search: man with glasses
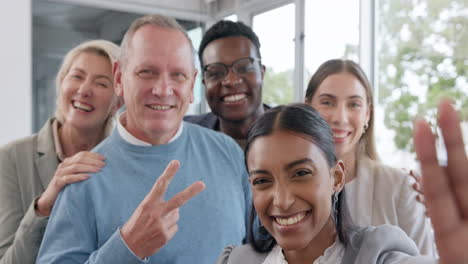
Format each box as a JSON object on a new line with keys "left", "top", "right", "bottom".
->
{"left": 185, "top": 20, "right": 269, "bottom": 149}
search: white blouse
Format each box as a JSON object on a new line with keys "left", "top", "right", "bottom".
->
{"left": 262, "top": 240, "right": 344, "bottom": 264}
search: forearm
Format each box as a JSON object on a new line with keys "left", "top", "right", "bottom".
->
{"left": 0, "top": 199, "right": 48, "bottom": 264}
{"left": 37, "top": 229, "right": 147, "bottom": 264}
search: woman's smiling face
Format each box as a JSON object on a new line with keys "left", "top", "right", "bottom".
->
{"left": 247, "top": 129, "right": 344, "bottom": 251}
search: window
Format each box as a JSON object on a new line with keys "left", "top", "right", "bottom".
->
{"left": 304, "top": 0, "right": 360, "bottom": 85}
{"left": 186, "top": 26, "right": 204, "bottom": 115}
{"left": 224, "top": 14, "right": 238, "bottom": 21}
{"left": 376, "top": 0, "right": 468, "bottom": 167}
{"left": 253, "top": 4, "right": 295, "bottom": 106}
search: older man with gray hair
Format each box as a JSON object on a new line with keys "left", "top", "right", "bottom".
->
{"left": 37, "top": 14, "right": 250, "bottom": 264}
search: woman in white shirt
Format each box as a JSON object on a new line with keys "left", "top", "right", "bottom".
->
{"left": 304, "top": 59, "right": 435, "bottom": 256}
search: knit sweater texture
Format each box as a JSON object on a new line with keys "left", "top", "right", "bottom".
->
{"left": 37, "top": 122, "right": 251, "bottom": 264}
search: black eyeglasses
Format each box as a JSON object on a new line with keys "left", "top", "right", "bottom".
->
{"left": 203, "top": 57, "right": 261, "bottom": 82}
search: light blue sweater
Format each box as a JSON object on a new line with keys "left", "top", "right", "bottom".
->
{"left": 37, "top": 122, "right": 251, "bottom": 264}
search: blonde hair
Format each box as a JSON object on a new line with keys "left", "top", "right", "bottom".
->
{"left": 54, "top": 39, "right": 121, "bottom": 134}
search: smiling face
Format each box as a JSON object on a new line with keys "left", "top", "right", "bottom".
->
{"left": 202, "top": 36, "right": 264, "bottom": 124}
{"left": 308, "top": 72, "right": 370, "bottom": 160}
{"left": 247, "top": 130, "right": 344, "bottom": 251}
{"left": 58, "top": 51, "right": 115, "bottom": 131}
{"left": 115, "top": 25, "right": 197, "bottom": 144}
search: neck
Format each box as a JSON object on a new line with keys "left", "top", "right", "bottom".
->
{"left": 283, "top": 216, "right": 337, "bottom": 264}
{"left": 121, "top": 113, "right": 178, "bottom": 145}
{"left": 341, "top": 150, "right": 358, "bottom": 183}
{"left": 219, "top": 106, "right": 264, "bottom": 139}
{"left": 59, "top": 122, "right": 105, "bottom": 158}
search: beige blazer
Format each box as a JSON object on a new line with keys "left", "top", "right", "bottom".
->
{"left": 0, "top": 118, "right": 58, "bottom": 264}
{"left": 345, "top": 157, "right": 436, "bottom": 256}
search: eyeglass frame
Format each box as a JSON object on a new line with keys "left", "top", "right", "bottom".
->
{"left": 202, "top": 57, "right": 262, "bottom": 83}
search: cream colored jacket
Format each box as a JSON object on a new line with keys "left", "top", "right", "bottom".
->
{"left": 0, "top": 119, "right": 57, "bottom": 264}
{"left": 345, "top": 157, "right": 436, "bottom": 256}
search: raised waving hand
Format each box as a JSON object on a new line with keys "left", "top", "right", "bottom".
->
{"left": 414, "top": 99, "right": 468, "bottom": 264}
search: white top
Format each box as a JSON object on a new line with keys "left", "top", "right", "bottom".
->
{"left": 345, "top": 157, "right": 436, "bottom": 256}
{"left": 116, "top": 111, "right": 183, "bottom": 146}
{"left": 263, "top": 240, "right": 344, "bottom": 264}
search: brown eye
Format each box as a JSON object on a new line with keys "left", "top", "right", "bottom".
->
{"left": 293, "top": 169, "right": 311, "bottom": 178}
{"left": 252, "top": 178, "right": 270, "bottom": 185}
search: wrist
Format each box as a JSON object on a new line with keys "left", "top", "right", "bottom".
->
{"left": 35, "top": 195, "right": 51, "bottom": 217}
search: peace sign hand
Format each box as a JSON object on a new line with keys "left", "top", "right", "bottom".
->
{"left": 120, "top": 160, "right": 205, "bottom": 259}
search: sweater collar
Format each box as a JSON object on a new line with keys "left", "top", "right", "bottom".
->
{"left": 116, "top": 111, "right": 183, "bottom": 146}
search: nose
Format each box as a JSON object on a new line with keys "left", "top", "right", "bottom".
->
{"left": 152, "top": 74, "right": 174, "bottom": 97}
{"left": 221, "top": 67, "right": 243, "bottom": 86}
{"left": 330, "top": 103, "right": 348, "bottom": 125}
{"left": 272, "top": 184, "right": 295, "bottom": 211}
{"left": 77, "top": 80, "right": 93, "bottom": 97}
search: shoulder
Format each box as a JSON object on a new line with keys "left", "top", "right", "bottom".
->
{"left": 360, "top": 158, "right": 409, "bottom": 185}
{"left": 0, "top": 119, "right": 54, "bottom": 158}
{"left": 216, "top": 244, "right": 267, "bottom": 264}
{"left": 184, "top": 122, "right": 239, "bottom": 149}
{"left": 349, "top": 225, "right": 419, "bottom": 254}
{"left": 184, "top": 112, "right": 219, "bottom": 129}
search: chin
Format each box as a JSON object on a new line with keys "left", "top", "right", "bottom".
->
{"left": 277, "top": 238, "right": 309, "bottom": 251}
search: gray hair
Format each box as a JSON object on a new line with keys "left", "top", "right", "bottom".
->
{"left": 120, "top": 14, "right": 198, "bottom": 69}
{"left": 54, "top": 39, "right": 121, "bottom": 134}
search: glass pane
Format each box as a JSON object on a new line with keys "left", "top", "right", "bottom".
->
{"left": 186, "top": 26, "right": 204, "bottom": 115}
{"left": 304, "top": 0, "right": 360, "bottom": 86}
{"left": 377, "top": 0, "right": 468, "bottom": 168}
{"left": 253, "top": 3, "right": 295, "bottom": 106}
{"left": 224, "top": 14, "right": 237, "bottom": 22}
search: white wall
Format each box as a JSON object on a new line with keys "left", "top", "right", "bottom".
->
{"left": 0, "top": 0, "right": 32, "bottom": 145}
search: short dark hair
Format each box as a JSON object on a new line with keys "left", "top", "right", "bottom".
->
{"left": 245, "top": 103, "right": 354, "bottom": 252}
{"left": 198, "top": 20, "right": 262, "bottom": 68}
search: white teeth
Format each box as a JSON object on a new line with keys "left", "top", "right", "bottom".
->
{"left": 148, "top": 104, "right": 171, "bottom": 110}
{"left": 223, "top": 94, "right": 246, "bottom": 102}
{"left": 333, "top": 132, "right": 347, "bottom": 139}
{"left": 275, "top": 212, "right": 306, "bottom": 226}
{"left": 73, "top": 101, "right": 93, "bottom": 112}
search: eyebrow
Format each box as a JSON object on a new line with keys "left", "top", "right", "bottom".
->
{"left": 284, "top": 158, "right": 314, "bottom": 170}
{"left": 248, "top": 169, "right": 269, "bottom": 177}
{"left": 248, "top": 158, "right": 315, "bottom": 177}
{"left": 318, "top": 93, "right": 364, "bottom": 100}
{"left": 71, "top": 67, "right": 112, "bottom": 81}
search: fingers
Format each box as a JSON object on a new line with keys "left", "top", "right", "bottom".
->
{"left": 146, "top": 160, "right": 180, "bottom": 202}
{"left": 164, "top": 181, "right": 206, "bottom": 213}
{"left": 414, "top": 116, "right": 459, "bottom": 234}
{"left": 437, "top": 100, "right": 468, "bottom": 215}
{"left": 409, "top": 169, "right": 421, "bottom": 183}
{"left": 61, "top": 152, "right": 106, "bottom": 167}
{"left": 57, "top": 163, "right": 102, "bottom": 176}
{"left": 60, "top": 174, "right": 90, "bottom": 186}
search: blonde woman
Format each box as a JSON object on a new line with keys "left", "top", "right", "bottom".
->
{"left": 0, "top": 40, "right": 120, "bottom": 264}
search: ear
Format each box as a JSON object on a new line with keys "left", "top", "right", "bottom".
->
{"left": 260, "top": 64, "right": 266, "bottom": 80}
{"left": 114, "top": 61, "right": 124, "bottom": 97}
{"left": 189, "top": 69, "right": 198, "bottom": 103}
{"left": 365, "top": 102, "right": 372, "bottom": 126}
{"left": 331, "top": 160, "right": 346, "bottom": 193}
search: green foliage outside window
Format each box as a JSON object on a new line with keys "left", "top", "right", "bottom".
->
{"left": 379, "top": 0, "right": 468, "bottom": 152}
{"left": 262, "top": 67, "right": 294, "bottom": 106}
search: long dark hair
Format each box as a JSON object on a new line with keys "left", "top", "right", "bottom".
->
{"left": 245, "top": 103, "right": 354, "bottom": 252}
